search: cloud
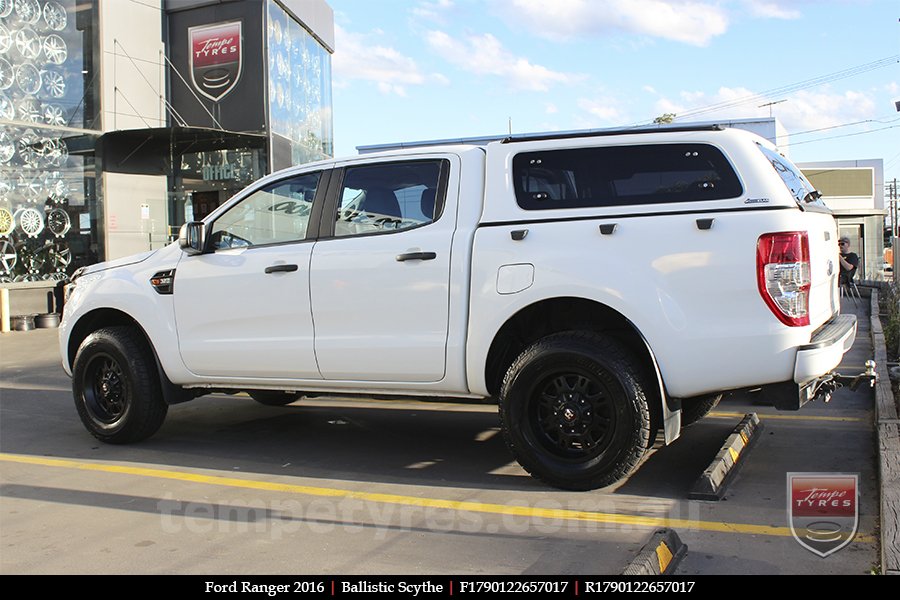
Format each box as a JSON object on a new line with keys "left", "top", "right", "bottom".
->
{"left": 577, "top": 97, "right": 625, "bottom": 123}
{"left": 412, "top": 0, "right": 455, "bottom": 24}
{"left": 492, "top": 0, "right": 729, "bottom": 46}
{"left": 546, "top": 103, "right": 559, "bottom": 114}
{"left": 426, "top": 30, "right": 582, "bottom": 92}
{"left": 653, "top": 86, "right": 878, "bottom": 132}
{"left": 742, "top": 0, "right": 801, "bottom": 19}
{"left": 332, "top": 25, "right": 428, "bottom": 95}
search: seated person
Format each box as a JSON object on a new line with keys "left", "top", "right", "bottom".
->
{"left": 838, "top": 237, "right": 858, "bottom": 285}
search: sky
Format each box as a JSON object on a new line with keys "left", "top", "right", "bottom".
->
{"left": 327, "top": 0, "right": 900, "bottom": 186}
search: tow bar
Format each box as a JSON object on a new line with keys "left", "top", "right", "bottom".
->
{"left": 812, "top": 360, "right": 878, "bottom": 403}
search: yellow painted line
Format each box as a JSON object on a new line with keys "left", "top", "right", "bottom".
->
{"left": 0, "top": 453, "right": 875, "bottom": 543}
{"left": 710, "top": 411, "right": 864, "bottom": 423}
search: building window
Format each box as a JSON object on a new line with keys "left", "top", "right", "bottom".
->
{"left": 266, "top": 0, "right": 333, "bottom": 166}
{"left": 1, "top": 0, "right": 102, "bottom": 282}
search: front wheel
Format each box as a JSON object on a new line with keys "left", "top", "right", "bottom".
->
{"left": 72, "top": 326, "right": 168, "bottom": 444}
{"left": 499, "top": 332, "right": 653, "bottom": 491}
{"left": 249, "top": 391, "right": 303, "bottom": 406}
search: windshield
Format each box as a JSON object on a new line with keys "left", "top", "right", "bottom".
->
{"left": 756, "top": 143, "right": 826, "bottom": 208}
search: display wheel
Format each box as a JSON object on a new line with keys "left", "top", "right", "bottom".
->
{"left": 0, "top": 90, "right": 13, "bottom": 119}
{"left": 47, "top": 207, "right": 69, "bottom": 237}
{"left": 0, "top": 206, "right": 13, "bottom": 236}
{"left": 43, "top": 69, "right": 65, "bottom": 97}
{"left": 17, "top": 173, "right": 42, "bottom": 201}
{"left": 42, "top": 34, "right": 67, "bottom": 65}
{"left": 15, "top": 62, "right": 41, "bottom": 94}
{"left": 43, "top": 1, "right": 67, "bottom": 31}
{"left": 15, "top": 206, "right": 44, "bottom": 237}
{"left": 16, "top": 0, "right": 41, "bottom": 25}
{"left": 42, "top": 103, "right": 65, "bottom": 126}
{"left": 0, "top": 130, "right": 13, "bottom": 162}
{"left": 46, "top": 240, "right": 70, "bottom": 275}
{"left": 14, "top": 28, "right": 41, "bottom": 61}
{"left": 0, "top": 238, "right": 15, "bottom": 274}
{"left": 0, "top": 23, "right": 11, "bottom": 54}
{"left": 0, "top": 57, "right": 12, "bottom": 90}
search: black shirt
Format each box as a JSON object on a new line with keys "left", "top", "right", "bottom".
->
{"left": 840, "top": 251, "right": 859, "bottom": 285}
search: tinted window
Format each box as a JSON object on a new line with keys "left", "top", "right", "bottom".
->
{"left": 209, "top": 172, "right": 320, "bottom": 249}
{"left": 333, "top": 160, "right": 444, "bottom": 238}
{"left": 513, "top": 144, "right": 743, "bottom": 210}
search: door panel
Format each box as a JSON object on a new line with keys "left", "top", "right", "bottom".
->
{"left": 174, "top": 170, "right": 324, "bottom": 379}
{"left": 310, "top": 158, "right": 454, "bottom": 382}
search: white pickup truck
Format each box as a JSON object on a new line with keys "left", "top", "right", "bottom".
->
{"left": 60, "top": 125, "right": 858, "bottom": 490}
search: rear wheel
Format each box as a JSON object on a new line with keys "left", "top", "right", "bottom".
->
{"left": 499, "top": 332, "right": 653, "bottom": 490}
{"left": 680, "top": 394, "right": 722, "bottom": 428}
{"left": 72, "top": 326, "right": 167, "bottom": 443}
{"left": 249, "top": 391, "right": 303, "bottom": 406}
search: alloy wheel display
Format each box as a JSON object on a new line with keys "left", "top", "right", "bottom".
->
{"left": 47, "top": 206, "right": 69, "bottom": 236}
{"left": 15, "top": 206, "right": 44, "bottom": 237}
{"left": 42, "top": 2, "right": 67, "bottom": 31}
{"left": 1, "top": 0, "right": 83, "bottom": 283}
{"left": 0, "top": 206, "right": 13, "bottom": 236}
{"left": 0, "top": 238, "right": 16, "bottom": 274}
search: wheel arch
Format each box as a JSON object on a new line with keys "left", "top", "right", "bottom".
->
{"left": 483, "top": 296, "right": 674, "bottom": 434}
{"left": 67, "top": 308, "right": 192, "bottom": 405}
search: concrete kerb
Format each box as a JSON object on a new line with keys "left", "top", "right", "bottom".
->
{"left": 870, "top": 289, "right": 900, "bottom": 575}
{"left": 622, "top": 528, "right": 687, "bottom": 576}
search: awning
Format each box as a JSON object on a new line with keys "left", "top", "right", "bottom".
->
{"left": 94, "top": 126, "right": 267, "bottom": 175}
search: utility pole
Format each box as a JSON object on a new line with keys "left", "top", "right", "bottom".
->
{"left": 890, "top": 178, "right": 899, "bottom": 280}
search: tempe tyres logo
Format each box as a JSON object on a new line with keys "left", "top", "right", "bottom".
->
{"left": 189, "top": 21, "right": 242, "bottom": 102}
{"left": 788, "top": 473, "right": 858, "bottom": 557}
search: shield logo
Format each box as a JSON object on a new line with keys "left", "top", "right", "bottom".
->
{"left": 189, "top": 21, "right": 242, "bottom": 102}
{"left": 788, "top": 473, "right": 858, "bottom": 557}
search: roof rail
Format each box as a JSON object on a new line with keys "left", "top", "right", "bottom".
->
{"left": 499, "top": 124, "right": 725, "bottom": 144}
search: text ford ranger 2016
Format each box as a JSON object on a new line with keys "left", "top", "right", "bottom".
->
{"left": 60, "top": 125, "right": 858, "bottom": 490}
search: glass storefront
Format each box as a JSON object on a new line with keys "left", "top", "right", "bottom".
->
{"left": 266, "top": 0, "right": 333, "bottom": 165}
{"left": 168, "top": 145, "right": 267, "bottom": 237}
{"left": 0, "top": 0, "right": 101, "bottom": 282}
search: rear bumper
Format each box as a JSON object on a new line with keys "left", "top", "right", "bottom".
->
{"left": 794, "top": 314, "right": 857, "bottom": 385}
{"left": 761, "top": 314, "right": 857, "bottom": 410}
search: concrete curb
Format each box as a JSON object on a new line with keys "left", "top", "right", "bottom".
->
{"left": 688, "top": 413, "right": 762, "bottom": 500}
{"left": 870, "top": 289, "right": 900, "bottom": 575}
{"left": 622, "top": 528, "right": 687, "bottom": 576}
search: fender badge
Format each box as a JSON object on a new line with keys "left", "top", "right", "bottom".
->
{"left": 745, "top": 197, "right": 770, "bottom": 204}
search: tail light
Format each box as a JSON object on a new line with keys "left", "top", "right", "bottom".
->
{"left": 757, "top": 231, "right": 810, "bottom": 327}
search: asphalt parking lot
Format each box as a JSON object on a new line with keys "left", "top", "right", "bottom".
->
{"left": 0, "top": 299, "right": 881, "bottom": 575}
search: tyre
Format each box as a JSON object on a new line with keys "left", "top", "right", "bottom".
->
{"left": 680, "top": 394, "right": 722, "bottom": 428}
{"left": 499, "top": 332, "right": 653, "bottom": 491}
{"left": 249, "top": 391, "right": 303, "bottom": 406}
{"left": 72, "top": 326, "right": 167, "bottom": 444}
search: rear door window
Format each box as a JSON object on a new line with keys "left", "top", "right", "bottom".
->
{"left": 512, "top": 144, "right": 743, "bottom": 210}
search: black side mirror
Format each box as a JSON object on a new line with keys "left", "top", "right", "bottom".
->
{"left": 178, "top": 222, "right": 206, "bottom": 255}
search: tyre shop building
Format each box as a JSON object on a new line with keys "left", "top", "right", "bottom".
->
{"left": 0, "top": 0, "right": 334, "bottom": 293}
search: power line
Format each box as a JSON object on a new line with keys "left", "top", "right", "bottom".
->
{"left": 635, "top": 54, "right": 900, "bottom": 126}
{"left": 780, "top": 123, "right": 900, "bottom": 147}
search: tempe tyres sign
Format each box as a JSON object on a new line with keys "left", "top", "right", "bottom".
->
{"left": 189, "top": 21, "right": 243, "bottom": 102}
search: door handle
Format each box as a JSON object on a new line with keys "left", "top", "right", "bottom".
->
{"left": 264, "top": 264, "right": 299, "bottom": 274}
{"left": 396, "top": 252, "right": 437, "bottom": 262}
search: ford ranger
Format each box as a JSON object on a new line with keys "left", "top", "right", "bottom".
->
{"left": 60, "top": 125, "right": 858, "bottom": 490}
